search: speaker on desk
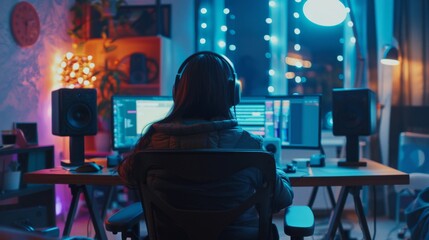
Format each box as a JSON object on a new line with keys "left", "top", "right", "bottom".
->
{"left": 263, "top": 137, "right": 281, "bottom": 166}
{"left": 332, "top": 88, "right": 376, "bottom": 136}
{"left": 52, "top": 88, "right": 97, "bottom": 136}
{"left": 129, "top": 53, "right": 149, "bottom": 84}
{"left": 332, "top": 88, "right": 376, "bottom": 166}
{"left": 52, "top": 88, "right": 97, "bottom": 167}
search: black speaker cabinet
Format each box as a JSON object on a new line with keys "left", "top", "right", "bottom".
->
{"left": 52, "top": 88, "right": 97, "bottom": 136}
{"left": 129, "top": 53, "right": 148, "bottom": 84}
{"left": 332, "top": 88, "right": 376, "bottom": 167}
{"left": 332, "top": 88, "right": 376, "bottom": 136}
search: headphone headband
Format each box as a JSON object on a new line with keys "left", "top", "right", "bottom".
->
{"left": 174, "top": 51, "right": 241, "bottom": 106}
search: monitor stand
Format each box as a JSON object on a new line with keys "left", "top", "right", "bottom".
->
{"left": 337, "top": 135, "right": 367, "bottom": 167}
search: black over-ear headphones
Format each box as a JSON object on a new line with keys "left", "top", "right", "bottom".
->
{"left": 174, "top": 51, "right": 241, "bottom": 106}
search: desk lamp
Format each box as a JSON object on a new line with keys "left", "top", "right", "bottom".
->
{"left": 380, "top": 45, "right": 400, "bottom": 66}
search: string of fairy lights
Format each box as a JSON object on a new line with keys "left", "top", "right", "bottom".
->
{"left": 197, "top": 4, "right": 236, "bottom": 52}
{"left": 196, "top": 0, "right": 351, "bottom": 95}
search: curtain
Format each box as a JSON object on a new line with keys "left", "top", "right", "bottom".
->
{"left": 385, "top": 0, "right": 429, "bottom": 219}
{"left": 389, "top": 0, "right": 429, "bottom": 169}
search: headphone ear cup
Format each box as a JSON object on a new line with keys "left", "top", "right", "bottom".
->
{"left": 229, "top": 79, "right": 241, "bottom": 106}
{"left": 173, "top": 74, "right": 180, "bottom": 101}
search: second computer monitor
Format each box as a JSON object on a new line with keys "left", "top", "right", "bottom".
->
{"left": 265, "top": 95, "right": 321, "bottom": 149}
{"left": 111, "top": 95, "right": 173, "bottom": 152}
{"left": 234, "top": 97, "right": 266, "bottom": 136}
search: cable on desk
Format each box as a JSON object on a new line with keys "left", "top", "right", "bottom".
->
{"left": 320, "top": 145, "right": 326, "bottom": 156}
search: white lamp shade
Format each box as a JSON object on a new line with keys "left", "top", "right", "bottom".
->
{"left": 380, "top": 46, "right": 400, "bottom": 66}
{"left": 303, "top": 0, "right": 347, "bottom": 27}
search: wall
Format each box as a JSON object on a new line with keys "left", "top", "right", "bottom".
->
{"left": 0, "top": 0, "right": 75, "bottom": 217}
{"left": 0, "top": 0, "right": 195, "bottom": 218}
{"left": 0, "top": 0, "right": 195, "bottom": 154}
{"left": 0, "top": 0, "right": 73, "bottom": 155}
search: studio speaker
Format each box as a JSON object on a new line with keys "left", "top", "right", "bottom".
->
{"left": 332, "top": 88, "right": 376, "bottom": 136}
{"left": 263, "top": 137, "right": 281, "bottom": 165}
{"left": 52, "top": 88, "right": 97, "bottom": 136}
{"left": 129, "top": 53, "right": 148, "bottom": 84}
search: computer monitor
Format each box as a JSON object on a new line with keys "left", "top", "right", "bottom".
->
{"left": 234, "top": 97, "right": 266, "bottom": 136}
{"left": 265, "top": 95, "right": 321, "bottom": 149}
{"left": 111, "top": 95, "right": 173, "bottom": 152}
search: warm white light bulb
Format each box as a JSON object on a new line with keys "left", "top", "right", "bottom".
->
{"left": 72, "top": 63, "right": 79, "bottom": 70}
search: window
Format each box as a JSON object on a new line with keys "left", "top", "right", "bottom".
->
{"left": 196, "top": 0, "right": 346, "bottom": 129}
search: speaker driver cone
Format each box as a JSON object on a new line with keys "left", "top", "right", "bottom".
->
{"left": 67, "top": 103, "right": 92, "bottom": 129}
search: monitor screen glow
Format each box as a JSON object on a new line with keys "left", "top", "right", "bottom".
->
{"left": 234, "top": 97, "right": 266, "bottom": 137}
{"left": 111, "top": 96, "right": 173, "bottom": 151}
{"left": 264, "top": 95, "right": 321, "bottom": 149}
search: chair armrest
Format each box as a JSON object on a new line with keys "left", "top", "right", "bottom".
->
{"left": 105, "top": 202, "right": 143, "bottom": 233}
{"left": 284, "top": 205, "right": 315, "bottom": 237}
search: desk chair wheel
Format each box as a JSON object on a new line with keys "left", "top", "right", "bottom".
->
{"left": 105, "top": 202, "right": 144, "bottom": 240}
{"left": 284, "top": 205, "right": 315, "bottom": 240}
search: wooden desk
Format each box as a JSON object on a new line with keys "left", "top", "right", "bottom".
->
{"left": 24, "top": 159, "right": 117, "bottom": 240}
{"left": 24, "top": 158, "right": 409, "bottom": 240}
{"left": 286, "top": 158, "right": 409, "bottom": 239}
{"left": 287, "top": 158, "right": 408, "bottom": 187}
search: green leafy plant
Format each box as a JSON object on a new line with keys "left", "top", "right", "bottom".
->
{"left": 93, "top": 38, "right": 128, "bottom": 123}
{"left": 68, "top": 0, "right": 128, "bottom": 126}
{"left": 68, "top": 0, "right": 127, "bottom": 45}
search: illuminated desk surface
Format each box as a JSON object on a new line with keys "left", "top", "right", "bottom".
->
{"left": 24, "top": 158, "right": 409, "bottom": 240}
{"left": 287, "top": 158, "right": 408, "bottom": 186}
{"left": 24, "top": 158, "right": 408, "bottom": 186}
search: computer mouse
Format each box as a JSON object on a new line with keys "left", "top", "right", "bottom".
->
{"left": 283, "top": 163, "right": 297, "bottom": 173}
{"left": 75, "top": 162, "right": 103, "bottom": 173}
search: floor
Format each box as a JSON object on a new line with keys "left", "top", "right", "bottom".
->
{"left": 56, "top": 206, "right": 411, "bottom": 240}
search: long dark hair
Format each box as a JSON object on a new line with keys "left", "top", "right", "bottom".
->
{"left": 135, "top": 52, "right": 235, "bottom": 148}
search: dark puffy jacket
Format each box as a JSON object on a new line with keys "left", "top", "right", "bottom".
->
{"left": 118, "top": 119, "right": 294, "bottom": 239}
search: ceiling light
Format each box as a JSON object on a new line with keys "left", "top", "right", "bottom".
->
{"left": 303, "top": 0, "right": 347, "bottom": 27}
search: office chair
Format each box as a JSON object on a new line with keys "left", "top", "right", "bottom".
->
{"left": 105, "top": 150, "right": 314, "bottom": 240}
{"left": 394, "top": 132, "right": 429, "bottom": 223}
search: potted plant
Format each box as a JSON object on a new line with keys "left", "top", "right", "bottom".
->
{"left": 3, "top": 161, "right": 21, "bottom": 191}
{"left": 93, "top": 38, "right": 128, "bottom": 123}
{"left": 91, "top": 39, "right": 128, "bottom": 152}
{"left": 69, "top": 1, "right": 128, "bottom": 152}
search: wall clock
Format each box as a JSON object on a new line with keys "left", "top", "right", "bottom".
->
{"left": 10, "top": 1, "right": 40, "bottom": 47}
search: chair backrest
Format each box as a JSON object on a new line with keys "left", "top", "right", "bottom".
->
{"left": 398, "top": 132, "right": 429, "bottom": 173}
{"left": 132, "top": 149, "right": 276, "bottom": 240}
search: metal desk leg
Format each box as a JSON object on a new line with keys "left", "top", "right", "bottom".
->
{"left": 62, "top": 185, "right": 108, "bottom": 240}
{"left": 326, "top": 186, "right": 349, "bottom": 240}
{"left": 326, "top": 186, "right": 372, "bottom": 240}
{"left": 101, "top": 186, "right": 115, "bottom": 221}
{"left": 82, "top": 185, "right": 108, "bottom": 240}
{"left": 63, "top": 185, "right": 82, "bottom": 237}
{"left": 310, "top": 186, "right": 347, "bottom": 239}
{"left": 327, "top": 187, "right": 348, "bottom": 239}
{"left": 308, "top": 186, "right": 319, "bottom": 207}
{"left": 351, "top": 187, "right": 371, "bottom": 240}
